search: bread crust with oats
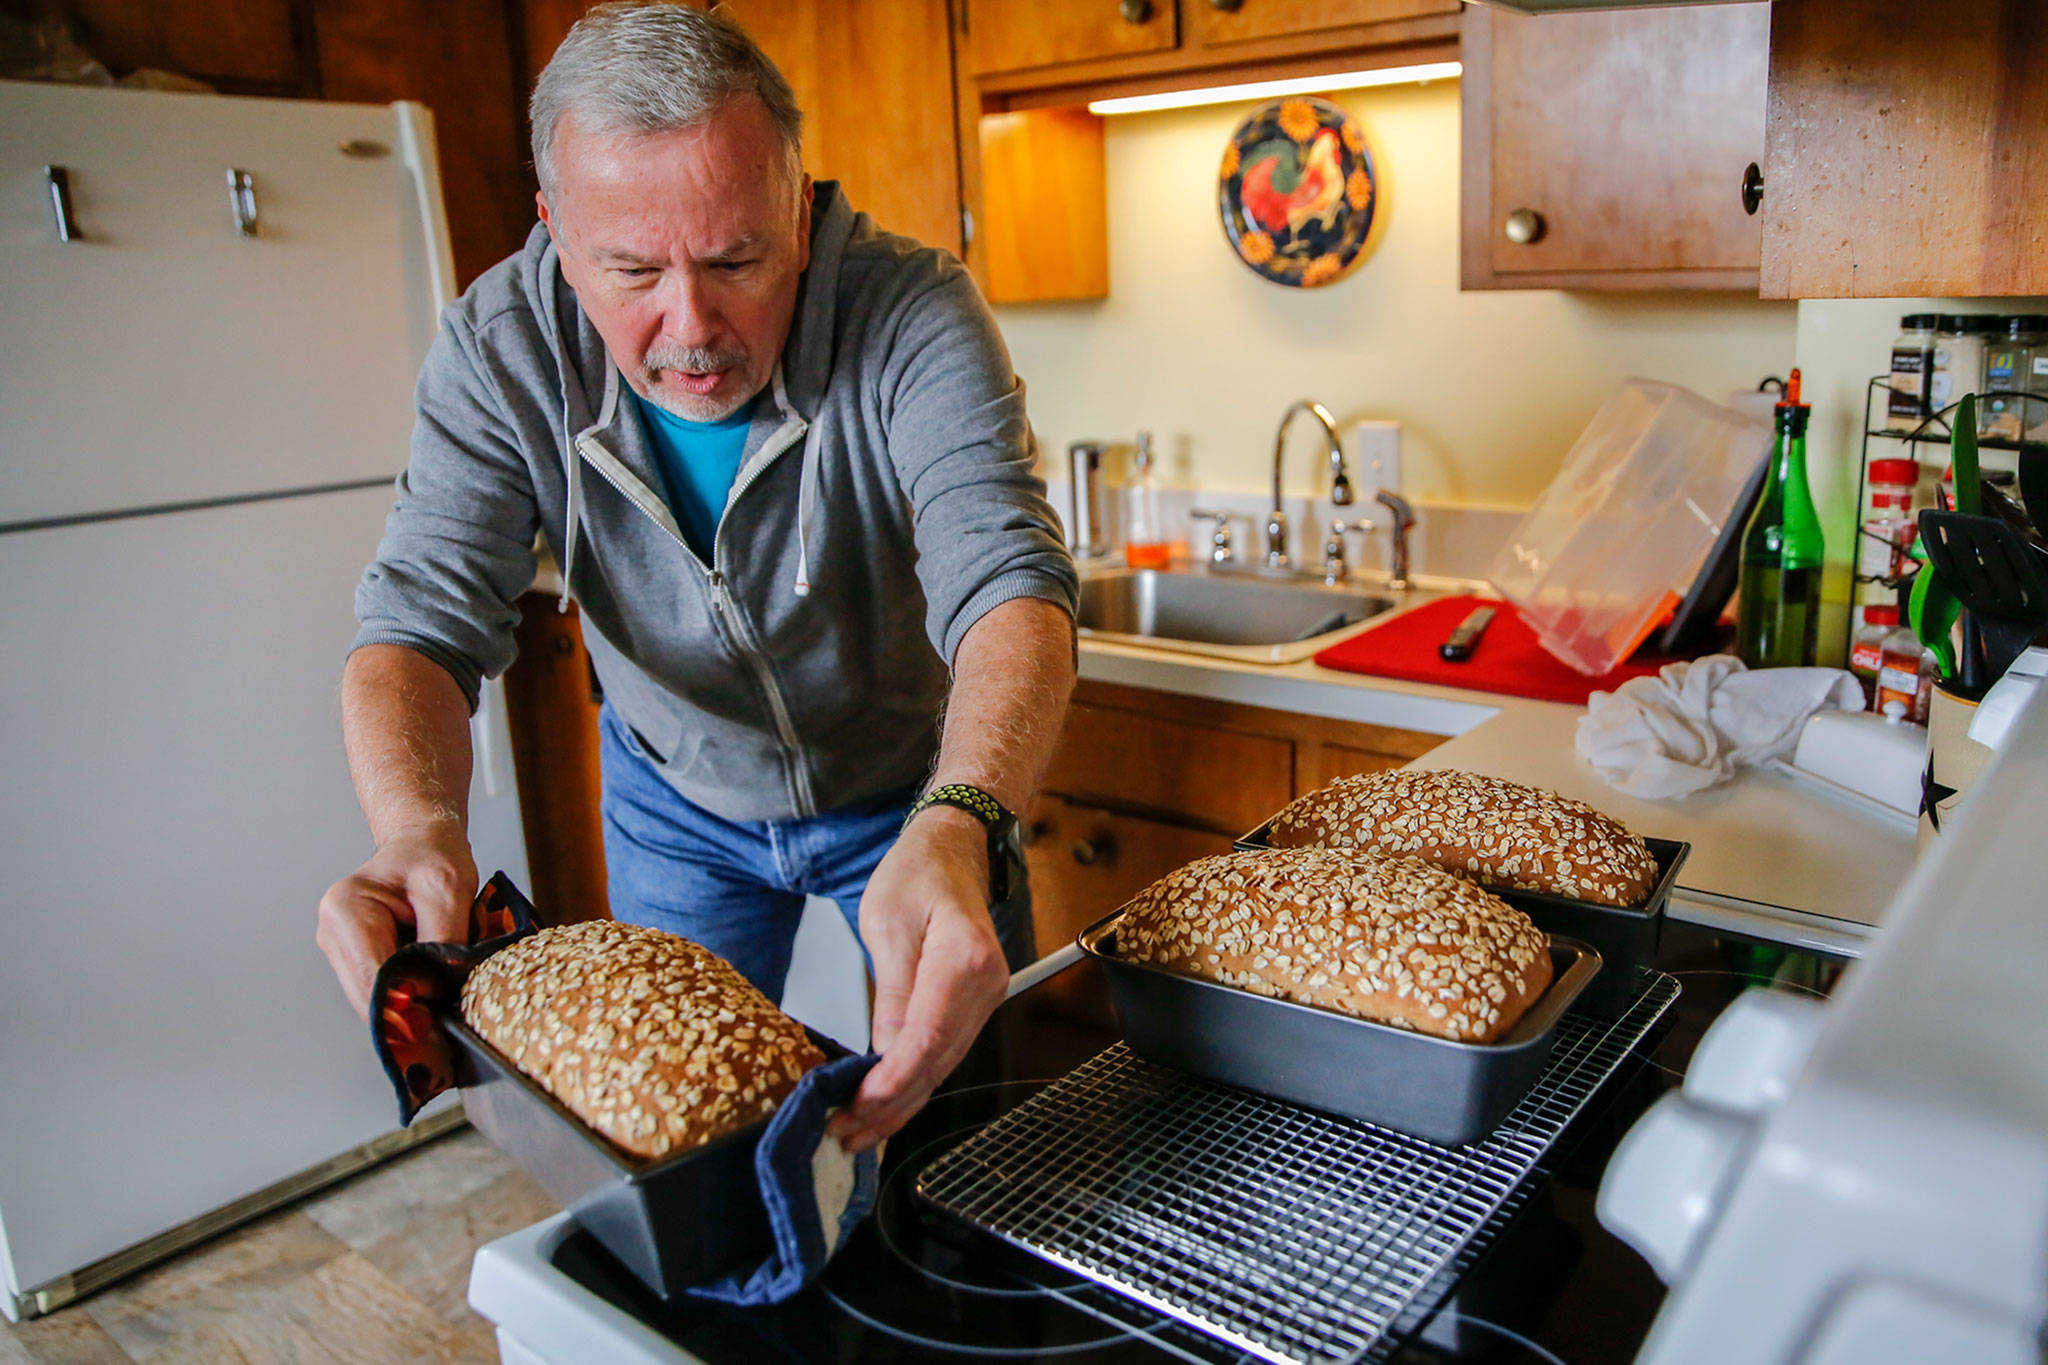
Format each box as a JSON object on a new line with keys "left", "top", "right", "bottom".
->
{"left": 1115, "top": 847, "right": 1553, "bottom": 1044}
{"left": 461, "top": 921, "right": 824, "bottom": 1161}
{"left": 1266, "top": 769, "right": 1661, "bottom": 909}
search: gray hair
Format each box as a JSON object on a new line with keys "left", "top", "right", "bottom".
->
{"left": 530, "top": 2, "right": 803, "bottom": 204}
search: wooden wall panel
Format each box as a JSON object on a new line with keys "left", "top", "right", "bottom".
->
{"left": 313, "top": 0, "right": 534, "bottom": 287}
{"left": 64, "top": 0, "right": 313, "bottom": 93}
{"left": 1762, "top": 0, "right": 2048, "bottom": 299}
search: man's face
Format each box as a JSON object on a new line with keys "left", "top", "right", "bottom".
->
{"left": 540, "top": 96, "right": 811, "bottom": 422}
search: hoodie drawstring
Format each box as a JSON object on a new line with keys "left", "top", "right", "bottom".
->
{"left": 558, "top": 357, "right": 618, "bottom": 613}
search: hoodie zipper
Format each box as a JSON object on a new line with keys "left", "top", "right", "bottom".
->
{"left": 574, "top": 413, "right": 817, "bottom": 816}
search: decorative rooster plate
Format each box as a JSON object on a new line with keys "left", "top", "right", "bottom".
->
{"left": 1218, "top": 96, "right": 1377, "bottom": 287}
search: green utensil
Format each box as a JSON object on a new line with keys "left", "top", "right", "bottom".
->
{"left": 1910, "top": 565, "right": 1959, "bottom": 678}
{"left": 1951, "top": 393, "right": 1981, "bottom": 517}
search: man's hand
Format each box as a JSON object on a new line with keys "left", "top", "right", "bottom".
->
{"left": 315, "top": 822, "right": 478, "bottom": 1021}
{"left": 831, "top": 807, "right": 1010, "bottom": 1153}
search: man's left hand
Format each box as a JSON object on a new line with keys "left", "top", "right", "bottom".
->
{"left": 832, "top": 806, "right": 1010, "bottom": 1153}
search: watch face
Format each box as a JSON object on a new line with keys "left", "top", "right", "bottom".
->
{"left": 1218, "top": 95, "right": 1378, "bottom": 288}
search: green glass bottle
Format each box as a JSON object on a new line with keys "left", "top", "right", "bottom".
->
{"left": 1736, "top": 368, "right": 1824, "bottom": 668}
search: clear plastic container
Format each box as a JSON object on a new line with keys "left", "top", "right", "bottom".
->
{"left": 1488, "top": 379, "right": 1774, "bottom": 677}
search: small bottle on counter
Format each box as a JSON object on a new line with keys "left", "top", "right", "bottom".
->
{"left": 1982, "top": 315, "right": 2046, "bottom": 442}
{"left": 1122, "top": 430, "right": 1173, "bottom": 571}
{"left": 1876, "top": 583, "right": 1934, "bottom": 725}
{"left": 1929, "top": 314, "right": 1996, "bottom": 416}
{"left": 1857, "top": 457, "right": 1920, "bottom": 582}
{"left": 1850, "top": 603, "right": 1897, "bottom": 708}
{"left": 1888, "top": 313, "right": 1941, "bottom": 429}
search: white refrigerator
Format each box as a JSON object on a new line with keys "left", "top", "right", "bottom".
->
{"left": 0, "top": 80, "right": 528, "bottom": 1318}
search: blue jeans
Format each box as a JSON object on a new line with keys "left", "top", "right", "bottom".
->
{"left": 598, "top": 705, "right": 1034, "bottom": 1002}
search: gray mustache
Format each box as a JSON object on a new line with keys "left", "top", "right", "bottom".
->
{"left": 643, "top": 342, "right": 746, "bottom": 376}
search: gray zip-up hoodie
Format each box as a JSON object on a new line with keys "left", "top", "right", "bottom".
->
{"left": 353, "top": 182, "right": 1077, "bottom": 822}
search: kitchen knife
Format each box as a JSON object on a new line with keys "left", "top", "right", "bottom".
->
{"left": 1440, "top": 606, "right": 1497, "bottom": 662}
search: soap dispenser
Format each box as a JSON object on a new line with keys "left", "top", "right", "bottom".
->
{"left": 1123, "top": 431, "right": 1171, "bottom": 570}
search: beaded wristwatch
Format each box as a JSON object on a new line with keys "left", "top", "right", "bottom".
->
{"left": 904, "top": 782, "right": 1018, "bottom": 904}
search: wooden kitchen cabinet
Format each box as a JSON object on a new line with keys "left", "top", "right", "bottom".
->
{"left": 963, "top": 0, "right": 1177, "bottom": 78}
{"left": 713, "top": 0, "right": 967, "bottom": 256}
{"left": 1759, "top": 0, "right": 2048, "bottom": 299}
{"left": 504, "top": 595, "right": 610, "bottom": 924}
{"left": 1460, "top": 3, "right": 1769, "bottom": 292}
{"left": 1183, "top": 0, "right": 1459, "bottom": 53}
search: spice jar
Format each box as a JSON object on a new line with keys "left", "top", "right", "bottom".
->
{"left": 1983, "top": 315, "right": 2048, "bottom": 442}
{"left": 1929, "top": 314, "right": 1996, "bottom": 415}
{"left": 1851, "top": 604, "right": 1897, "bottom": 708}
{"left": 1888, "top": 313, "right": 1940, "bottom": 429}
{"left": 1857, "top": 458, "right": 1919, "bottom": 582}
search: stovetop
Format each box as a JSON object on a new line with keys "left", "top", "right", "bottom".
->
{"left": 475, "top": 942, "right": 1751, "bottom": 1364}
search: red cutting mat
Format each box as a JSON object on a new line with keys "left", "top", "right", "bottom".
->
{"left": 1314, "top": 595, "right": 1674, "bottom": 705}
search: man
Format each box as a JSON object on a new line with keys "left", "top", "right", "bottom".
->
{"left": 315, "top": 2, "right": 1077, "bottom": 1154}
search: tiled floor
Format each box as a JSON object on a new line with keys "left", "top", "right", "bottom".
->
{"left": 0, "top": 1128, "right": 556, "bottom": 1365}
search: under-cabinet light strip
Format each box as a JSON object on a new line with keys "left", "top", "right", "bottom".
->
{"left": 1088, "top": 61, "right": 1461, "bottom": 115}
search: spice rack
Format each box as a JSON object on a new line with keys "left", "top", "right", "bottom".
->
{"left": 1848, "top": 375, "right": 2047, "bottom": 655}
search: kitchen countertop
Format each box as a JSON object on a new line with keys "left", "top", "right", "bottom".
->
{"left": 1078, "top": 612, "right": 1918, "bottom": 958}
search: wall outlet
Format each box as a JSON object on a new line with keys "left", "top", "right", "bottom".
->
{"left": 1352, "top": 420, "right": 1402, "bottom": 503}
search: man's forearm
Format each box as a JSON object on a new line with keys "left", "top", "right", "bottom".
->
{"left": 342, "top": 643, "right": 476, "bottom": 845}
{"left": 929, "top": 596, "right": 1076, "bottom": 813}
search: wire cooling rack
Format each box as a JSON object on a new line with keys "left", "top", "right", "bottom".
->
{"left": 916, "top": 972, "right": 1679, "bottom": 1365}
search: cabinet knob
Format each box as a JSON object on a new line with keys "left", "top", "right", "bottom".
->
{"left": 1503, "top": 208, "right": 1545, "bottom": 245}
{"left": 1120, "top": 0, "right": 1153, "bottom": 23}
{"left": 1740, "top": 162, "right": 1764, "bottom": 216}
{"left": 1210, "top": 0, "right": 1244, "bottom": 10}
{"left": 1071, "top": 833, "right": 1117, "bottom": 867}
{"left": 1020, "top": 818, "right": 1050, "bottom": 847}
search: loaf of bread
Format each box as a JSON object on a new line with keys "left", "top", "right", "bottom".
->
{"left": 1265, "top": 769, "right": 1661, "bottom": 908}
{"left": 460, "top": 921, "right": 825, "bottom": 1161}
{"left": 1116, "top": 847, "right": 1553, "bottom": 1043}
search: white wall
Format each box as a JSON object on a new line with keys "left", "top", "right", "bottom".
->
{"left": 994, "top": 77, "right": 1799, "bottom": 510}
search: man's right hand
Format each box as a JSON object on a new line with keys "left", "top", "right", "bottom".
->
{"left": 316, "top": 823, "right": 478, "bottom": 1021}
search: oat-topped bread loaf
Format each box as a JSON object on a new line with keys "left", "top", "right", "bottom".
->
{"left": 460, "top": 921, "right": 825, "bottom": 1161}
{"left": 1116, "top": 847, "right": 1553, "bottom": 1043}
{"left": 1266, "top": 769, "right": 1660, "bottom": 908}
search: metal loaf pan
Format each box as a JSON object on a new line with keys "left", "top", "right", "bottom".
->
{"left": 1078, "top": 911, "right": 1600, "bottom": 1147}
{"left": 446, "top": 1014, "right": 844, "bottom": 1302}
{"left": 1235, "top": 821, "right": 1691, "bottom": 1019}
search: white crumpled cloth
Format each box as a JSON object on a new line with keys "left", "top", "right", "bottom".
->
{"left": 1575, "top": 654, "right": 1866, "bottom": 799}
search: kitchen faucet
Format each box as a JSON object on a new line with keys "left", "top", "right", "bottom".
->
{"left": 1375, "top": 487, "right": 1415, "bottom": 590}
{"left": 1266, "top": 399, "right": 1352, "bottom": 571}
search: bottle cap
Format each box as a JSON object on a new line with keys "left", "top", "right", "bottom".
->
{"left": 1868, "top": 458, "right": 1918, "bottom": 485}
{"left": 1133, "top": 430, "right": 1154, "bottom": 473}
{"left": 1865, "top": 604, "right": 1899, "bottom": 627}
{"left": 1776, "top": 367, "right": 1806, "bottom": 411}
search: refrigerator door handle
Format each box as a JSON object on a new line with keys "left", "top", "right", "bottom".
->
{"left": 44, "top": 165, "right": 81, "bottom": 242}
{"left": 226, "top": 169, "right": 258, "bottom": 237}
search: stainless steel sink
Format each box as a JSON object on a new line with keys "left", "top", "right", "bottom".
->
{"left": 1076, "top": 568, "right": 1399, "bottom": 664}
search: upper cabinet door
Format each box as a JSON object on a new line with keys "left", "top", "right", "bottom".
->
{"left": 964, "top": 0, "right": 1177, "bottom": 77}
{"left": 713, "top": 0, "right": 964, "bottom": 255}
{"left": 1183, "top": 0, "right": 1458, "bottom": 51}
{"left": 1761, "top": 0, "right": 2048, "bottom": 299}
{"left": 1462, "top": 3, "right": 1768, "bottom": 291}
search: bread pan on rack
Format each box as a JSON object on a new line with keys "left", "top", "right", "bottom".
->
{"left": 447, "top": 1014, "right": 845, "bottom": 1302}
{"left": 1077, "top": 912, "right": 1600, "bottom": 1146}
{"left": 1233, "top": 824, "right": 1690, "bottom": 1019}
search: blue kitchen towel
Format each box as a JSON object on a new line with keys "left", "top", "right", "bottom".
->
{"left": 686, "top": 1049, "right": 884, "bottom": 1306}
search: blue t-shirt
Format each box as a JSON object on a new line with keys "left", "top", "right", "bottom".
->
{"left": 630, "top": 391, "right": 756, "bottom": 562}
